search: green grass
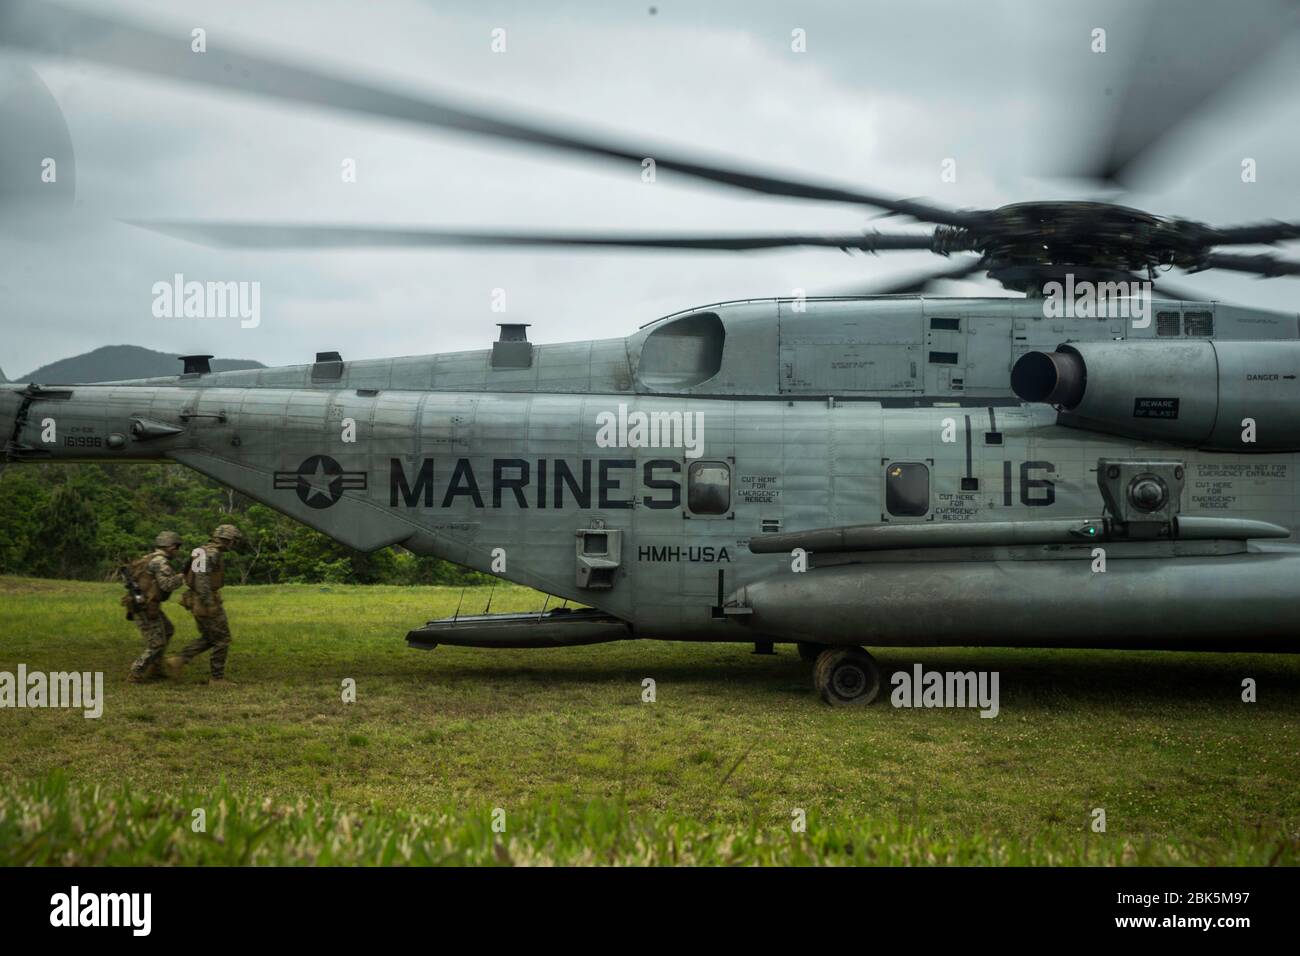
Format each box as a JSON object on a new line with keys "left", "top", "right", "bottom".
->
{"left": 1, "top": 575, "right": 1298, "bottom": 865}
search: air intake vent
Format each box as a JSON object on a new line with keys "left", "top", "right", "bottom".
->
{"left": 1183, "top": 311, "right": 1214, "bottom": 337}
{"left": 312, "top": 351, "right": 344, "bottom": 381}
{"left": 492, "top": 324, "right": 533, "bottom": 368}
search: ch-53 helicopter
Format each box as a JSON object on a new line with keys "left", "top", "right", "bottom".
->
{"left": 5, "top": 0, "right": 1300, "bottom": 704}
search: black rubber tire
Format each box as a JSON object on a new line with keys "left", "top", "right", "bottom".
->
{"left": 813, "top": 647, "right": 882, "bottom": 706}
{"left": 797, "top": 641, "right": 828, "bottom": 663}
{"left": 812, "top": 650, "right": 833, "bottom": 692}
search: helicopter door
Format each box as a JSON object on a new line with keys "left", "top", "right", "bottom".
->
{"left": 881, "top": 458, "right": 932, "bottom": 523}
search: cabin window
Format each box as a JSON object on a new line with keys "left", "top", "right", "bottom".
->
{"left": 1184, "top": 311, "right": 1214, "bottom": 336}
{"left": 1156, "top": 311, "right": 1180, "bottom": 336}
{"left": 687, "top": 461, "right": 731, "bottom": 515}
{"left": 886, "top": 462, "right": 930, "bottom": 517}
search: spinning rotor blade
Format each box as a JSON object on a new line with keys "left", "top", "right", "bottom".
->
{"left": 1197, "top": 252, "right": 1300, "bottom": 278}
{"left": 0, "top": 0, "right": 975, "bottom": 226}
{"left": 1070, "top": 0, "right": 1300, "bottom": 186}
{"left": 129, "top": 222, "right": 942, "bottom": 253}
{"left": 1149, "top": 279, "right": 1218, "bottom": 301}
{"left": 1206, "top": 221, "right": 1300, "bottom": 246}
{"left": 835, "top": 257, "right": 988, "bottom": 296}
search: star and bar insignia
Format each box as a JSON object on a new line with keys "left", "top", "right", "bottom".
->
{"left": 273, "top": 455, "right": 367, "bottom": 509}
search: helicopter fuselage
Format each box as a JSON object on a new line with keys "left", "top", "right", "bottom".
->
{"left": 6, "top": 296, "right": 1300, "bottom": 653}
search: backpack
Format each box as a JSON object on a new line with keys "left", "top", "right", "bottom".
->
{"left": 131, "top": 554, "right": 163, "bottom": 596}
{"left": 119, "top": 553, "right": 164, "bottom": 619}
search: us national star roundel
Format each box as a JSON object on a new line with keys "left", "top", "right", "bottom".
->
{"left": 273, "top": 455, "right": 367, "bottom": 509}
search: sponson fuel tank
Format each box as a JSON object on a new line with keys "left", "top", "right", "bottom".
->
{"left": 1011, "top": 340, "right": 1300, "bottom": 451}
{"left": 729, "top": 543, "right": 1300, "bottom": 652}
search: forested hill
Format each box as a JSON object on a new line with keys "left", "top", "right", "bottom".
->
{"left": 0, "top": 463, "right": 489, "bottom": 586}
{"left": 18, "top": 345, "right": 264, "bottom": 384}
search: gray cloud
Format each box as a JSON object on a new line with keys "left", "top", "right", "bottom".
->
{"left": 2, "top": 0, "right": 1297, "bottom": 377}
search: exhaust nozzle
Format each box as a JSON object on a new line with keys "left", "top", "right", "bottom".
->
{"left": 1011, "top": 347, "right": 1086, "bottom": 408}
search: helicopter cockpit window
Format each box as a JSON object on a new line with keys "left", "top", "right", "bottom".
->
{"left": 687, "top": 461, "right": 731, "bottom": 515}
{"left": 886, "top": 462, "right": 929, "bottom": 517}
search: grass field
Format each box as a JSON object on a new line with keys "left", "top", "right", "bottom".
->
{"left": 1, "top": 575, "right": 1297, "bottom": 865}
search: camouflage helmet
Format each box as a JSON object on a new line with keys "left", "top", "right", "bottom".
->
{"left": 212, "top": 523, "right": 243, "bottom": 544}
{"left": 154, "top": 530, "right": 182, "bottom": 548}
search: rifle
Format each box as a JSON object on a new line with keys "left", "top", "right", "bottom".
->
{"left": 119, "top": 564, "right": 146, "bottom": 621}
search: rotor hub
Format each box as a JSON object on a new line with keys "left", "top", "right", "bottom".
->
{"left": 935, "top": 201, "right": 1215, "bottom": 291}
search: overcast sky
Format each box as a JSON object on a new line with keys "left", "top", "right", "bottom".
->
{"left": 2, "top": 0, "right": 1299, "bottom": 378}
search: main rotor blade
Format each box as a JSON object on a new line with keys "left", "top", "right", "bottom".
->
{"left": 1070, "top": 0, "right": 1300, "bottom": 185}
{"left": 130, "top": 221, "right": 943, "bottom": 253}
{"left": 1197, "top": 252, "right": 1300, "bottom": 278}
{"left": 1149, "top": 278, "right": 1231, "bottom": 303}
{"left": 836, "top": 256, "right": 987, "bottom": 296}
{"left": 1206, "top": 221, "right": 1300, "bottom": 246}
{"left": 0, "top": 0, "right": 977, "bottom": 227}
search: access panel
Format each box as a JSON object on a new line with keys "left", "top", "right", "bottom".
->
{"left": 779, "top": 300, "right": 923, "bottom": 394}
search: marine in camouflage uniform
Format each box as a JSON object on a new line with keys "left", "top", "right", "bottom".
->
{"left": 166, "top": 524, "right": 242, "bottom": 684}
{"left": 127, "top": 531, "right": 185, "bottom": 683}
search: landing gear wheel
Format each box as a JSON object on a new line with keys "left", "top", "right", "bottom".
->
{"left": 813, "top": 647, "right": 881, "bottom": 706}
{"left": 797, "top": 642, "right": 828, "bottom": 663}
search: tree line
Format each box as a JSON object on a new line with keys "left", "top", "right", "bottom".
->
{"left": 0, "top": 463, "right": 492, "bottom": 586}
